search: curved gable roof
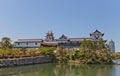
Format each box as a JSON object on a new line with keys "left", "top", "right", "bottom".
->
{"left": 59, "top": 34, "right": 68, "bottom": 39}
{"left": 90, "top": 29, "right": 104, "bottom": 36}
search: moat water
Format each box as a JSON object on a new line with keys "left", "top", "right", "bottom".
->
{"left": 0, "top": 63, "right": 120, "bottom": 76}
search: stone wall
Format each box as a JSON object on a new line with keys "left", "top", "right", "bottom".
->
{"left": 0, "top": 56, "right": 53, "bottom": 67}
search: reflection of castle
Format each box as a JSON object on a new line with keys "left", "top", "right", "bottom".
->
{"left": 14, "top": 30, "right": 115, "bottom": 52}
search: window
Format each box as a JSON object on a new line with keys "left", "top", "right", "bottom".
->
{"left": 35, "top": 43, "right": 38, "bottom": 45}
{"left": 17, "top": 43, "right": 20, "bottom": 45}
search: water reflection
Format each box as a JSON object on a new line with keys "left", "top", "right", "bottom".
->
{"left": 0, "top": 63, "right": 118, "bottom": 76}
{"left": 53, "top": 64, "right": 113, "bottom": 76}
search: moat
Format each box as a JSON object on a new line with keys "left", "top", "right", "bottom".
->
{"left": 0, "top": 63, "right": 120, "bottom": 76}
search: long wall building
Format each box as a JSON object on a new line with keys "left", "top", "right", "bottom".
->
{"left": 14, "top": 30, "right": 110, "bottom": 50}
{"left": 14, "top": 39, "right": 43, "bottom": 48}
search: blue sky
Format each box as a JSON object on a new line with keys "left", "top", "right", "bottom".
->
{"left": 0, "top": 0, "right": 120, "bottom": 51}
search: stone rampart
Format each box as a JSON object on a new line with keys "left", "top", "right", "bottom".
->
{"left": 0, "top": 56, "right": 53, "bottom": 67}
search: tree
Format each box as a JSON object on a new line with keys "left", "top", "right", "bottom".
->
{"left": 55, "top": 46, "right": 68, "bottom": 63}
{"left": 20, "top": 47, "right": 27, "bottom": 54}
{"left": 80, "top": 39, "right": 87, "bottom": 51}
{"left": 78, "top": 39, "right": 113, "bottom": 64}
{"left": 39, "top": 47, "right": 56, "bottom": 55}
{"left": 1, "top": 37, "right": 12, "bottom": 49}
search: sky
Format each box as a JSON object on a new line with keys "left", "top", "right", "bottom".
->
{"left": 0, "top": 0, "right": 120, "bottom": 51}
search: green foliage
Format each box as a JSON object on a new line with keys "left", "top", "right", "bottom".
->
{"left": 77, "top": 39, "right": 112, "bottom": 64}
{"left": 0, "top": 46, "right": 56, "bottom": 59}
{"left": 72, "top": 50, "right": 80, "bottom": 60}
{"left": 113, "top": 53, "right": 120, "bottom": 59}
{"left": 0, "top": 48, "right": 21, "bottom": 58}
{"left": 96, "top": 49, "right": 113, "bottom": 64}
{"left": 26, "top": 49, "right": 37, "bottom": 55}
{"left": 53, "top": 39, "right": 112, "bottom": 64}
{"left": 1, "top": 37, "right": 12, "bottom": 49}
{"left": 39, "top": 47, "right": 56, "bottom": 55}
{"left": 55, "top": 46, "right": 68, "bottom": 63}
{"left": 20, "top": 47, "right": 27, "bottom": 54}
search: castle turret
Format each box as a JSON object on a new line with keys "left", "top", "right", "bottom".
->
{"left": 109, "top": 40, "right": 115, "bottom": 53}
{"left": 90, "top": 30, "right": 104, "bottom": 40}
{"left": 45, "top": 31, "right": 54, "bottom": 42}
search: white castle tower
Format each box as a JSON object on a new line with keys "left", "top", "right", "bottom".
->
{"left": 109, "top": 40, "right": 115, "bottom": 53}
{"left": 90, "top": 30, "right": 104, "bottom": 40}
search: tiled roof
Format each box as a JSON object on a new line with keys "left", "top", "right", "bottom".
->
{"left": 90, "top": 30, "right": 104, "bottom": 36}
{"left": 59, "top": 34, "right": 68, "bottom": 39}
{"left": 93, "top": 30, "right": 101, "bottom": 33}
{"left": 69, "top": 38, "right": 91, "bottom": 41}
{"left": 15, "top": 39, "right": 43, "bottom": 43}
{"left": 91, "top": 30, "right": 103, "bottom": 34}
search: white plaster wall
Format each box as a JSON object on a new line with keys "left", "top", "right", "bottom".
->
{"left": 15, "top": 42, "right": 41, "bottom": 47}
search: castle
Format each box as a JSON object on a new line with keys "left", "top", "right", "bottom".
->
{"left": 14, "top": 30, "right": 115, "bottom": 53}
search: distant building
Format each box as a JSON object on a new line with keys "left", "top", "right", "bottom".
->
{"left": 90, "top": 29, "right": 104, "bottom": 40}
{"left": 45, "top": 31, "right": 54, "bottom": 42}
{"left": 109, "top": 40, "right": 115, "bottom": 53}
{"left": 14, "top": 30, "right": 107, "bottom": 49}
{"left": 14, "top": 39, "right": 43, "bottom": 48}
{"left": 41, "top": 30, "right": 106, "bottom": 49}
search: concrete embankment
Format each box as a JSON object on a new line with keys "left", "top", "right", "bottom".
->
{"left": 0, "top": 56, "right": 53, "bottom": 67}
